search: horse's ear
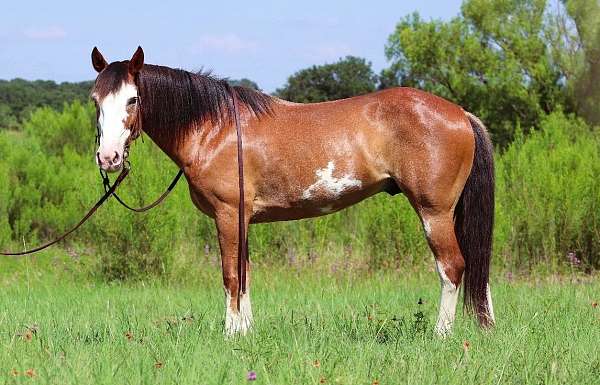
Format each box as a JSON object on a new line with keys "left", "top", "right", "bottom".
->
{"left": 91, "top": 47, "right": 108, "bottom": 73}
{"left": 129, "top": 46, "right": 144, "bottom": 74}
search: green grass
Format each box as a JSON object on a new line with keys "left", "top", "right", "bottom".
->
{"left": 0, "top": 264, "right": 598, "bottom": 385}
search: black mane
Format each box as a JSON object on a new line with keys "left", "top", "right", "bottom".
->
{"left": 93, "top": 62, "right": 273, "bottom": 144}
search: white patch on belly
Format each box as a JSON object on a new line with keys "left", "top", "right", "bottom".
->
{"left": 302, "top": 161, "right": 362, "bottom": 199}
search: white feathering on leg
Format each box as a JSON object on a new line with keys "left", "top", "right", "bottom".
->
{"left": 224, "top": 289, "right": 253, "bottom": 336}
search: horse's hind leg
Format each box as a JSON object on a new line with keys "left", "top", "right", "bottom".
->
{"left": 420, "top": 211, "right": 465, "bottom": 335}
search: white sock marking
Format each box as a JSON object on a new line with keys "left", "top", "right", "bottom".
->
{"left": 435, "top": 260, "right": 459, "bottom": 336}
{"left": 224, "top": 289, "right": 253, "bottom": 336}
{"left": 486, "top": 283, "right": 495, "bottom": 324}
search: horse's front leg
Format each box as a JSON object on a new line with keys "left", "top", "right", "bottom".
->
{"left": 215, "top": 206, "right": 252, "bottom": 336}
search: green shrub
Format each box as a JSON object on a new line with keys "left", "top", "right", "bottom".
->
{"left": 0, "top": 103, "right": 203, "bottom": 278}
{"left": 495, "top": 112, "right": 600, "bottom": 269}
{"left": 0, "top": 162, "right": 11, "bottom": 247}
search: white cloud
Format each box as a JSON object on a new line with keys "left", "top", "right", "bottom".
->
{"left": 189, "top": 33, "right": 258, "bottom": 55}
{"left": 23, "top": 26, "right": 67, "bottom": 40}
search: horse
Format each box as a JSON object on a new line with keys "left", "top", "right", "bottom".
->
{"left": 90, "top": 46, "right": 495, "bottom": 336}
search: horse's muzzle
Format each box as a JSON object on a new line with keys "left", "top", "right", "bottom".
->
{"left": 96, "top": 150, "right": 123, "bottom": 173}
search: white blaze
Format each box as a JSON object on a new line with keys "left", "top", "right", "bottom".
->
{"left": 302, "top": 161, "right": 362, "bottom": 199}
{"left": 96, "top": 82, "right": 137, "bottom": 158}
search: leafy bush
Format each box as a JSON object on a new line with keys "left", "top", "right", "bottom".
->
{"left": 495, "top": 112, "right": 600, "bottom": 269}
{"left": 0, "top": 102, "right": 206, "bottom": 279}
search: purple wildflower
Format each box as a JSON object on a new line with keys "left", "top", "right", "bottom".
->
{"left": 567, "top": 252, "right": 581, "bottom": 266}
{"left": 247, "top": 371, "right": 257, "bottom": 381}
{"left": 506, "top": 271, "right": 513, "bottom": 281}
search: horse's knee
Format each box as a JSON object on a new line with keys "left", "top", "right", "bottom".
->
{"left": 223, "top": 271, "right": 237, "bottom": 287}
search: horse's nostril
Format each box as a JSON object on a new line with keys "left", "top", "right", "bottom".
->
{"left": 113, "top": 152, "right": 121, "bottom": 164}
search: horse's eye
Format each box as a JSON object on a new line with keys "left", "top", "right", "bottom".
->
{"left": 127, "top": 97, "right": 138, "bottom": 106}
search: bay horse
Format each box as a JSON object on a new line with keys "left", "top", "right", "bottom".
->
{"left": 91, "top": 46, "right": 495, "bottom": 336}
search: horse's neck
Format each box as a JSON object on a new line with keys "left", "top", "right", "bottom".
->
{"left": 141, "top": 98, "right": 258, "bottom": 170}
{"left": 141, "top": 126, "right": 188, "bottom": 169}
{"left": 141, "top": 119, "right": 220, "bottom": 170}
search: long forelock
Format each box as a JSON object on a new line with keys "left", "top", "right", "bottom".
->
{"left": 92, "top": 61, "right": 132, "bottom": 100}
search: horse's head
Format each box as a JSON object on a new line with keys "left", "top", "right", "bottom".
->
{"left": 91, "top": 46, "right": 144, "bottom": 172}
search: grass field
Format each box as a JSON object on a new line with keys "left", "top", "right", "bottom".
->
{"left": 0, "top": 263, "right": 599, "bottom": 385}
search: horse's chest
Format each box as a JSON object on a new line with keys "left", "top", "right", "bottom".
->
{"left": 188, "top": 185, "right": 217, "bottom": 218}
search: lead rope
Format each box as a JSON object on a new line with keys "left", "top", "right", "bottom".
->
{"left": 232, "top": 95, "right": 248, "bottom": 311}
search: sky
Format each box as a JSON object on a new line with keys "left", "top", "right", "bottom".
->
{"left": 0, "top": 0, "right": 462, "bottom": 92}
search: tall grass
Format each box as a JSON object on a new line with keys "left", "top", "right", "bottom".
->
{"left": 0, "top": 102, "right": 598, "bottom": 278}
{"left": 0, "top": 269, "right": 598, "bottom": 385}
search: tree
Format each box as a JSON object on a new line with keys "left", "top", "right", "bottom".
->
{"left": 0, "top": 79, "right": 94, "bottom": 129}
{"left": 383, "top": 0, "right": 594, "bottom": 147}
{"left": 275, "top": 56, "right": 378, "bottom": 103}
{"left": 0, "top": 104, "right": 18, "bottom": 130}
{"left": 554, "top": 0, "right": 600, "bottom": 124}
{"left": 227, "top": 78, "right": 261, "bottom": 90}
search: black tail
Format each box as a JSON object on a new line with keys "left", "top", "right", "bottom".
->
{"left": 455, "top": 112, "right": 495, "bottom": 327}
